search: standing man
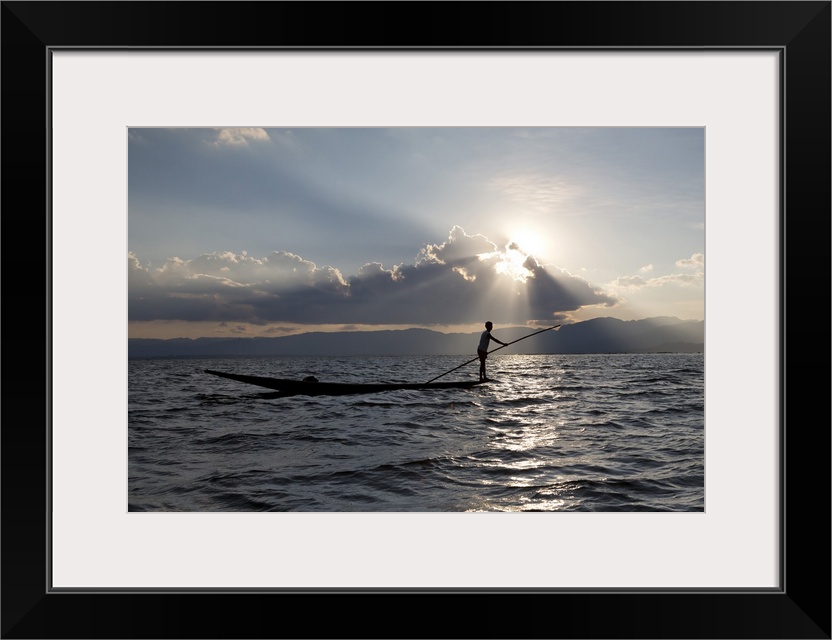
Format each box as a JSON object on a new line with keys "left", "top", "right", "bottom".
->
{"left": 477, "top": 321, "right": 507, "bottom": 381}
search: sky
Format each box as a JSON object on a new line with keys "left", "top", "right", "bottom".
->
{"left": 128, "top": 127, "right": 704, "bottom": 339}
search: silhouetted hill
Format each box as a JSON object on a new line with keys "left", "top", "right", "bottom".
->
{"left": 129, "top": 317, "right": 704, "bottom": 358}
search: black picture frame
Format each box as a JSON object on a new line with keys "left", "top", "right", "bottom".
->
{"left": 3, "top": 2, "right": 829, "bottom": 638}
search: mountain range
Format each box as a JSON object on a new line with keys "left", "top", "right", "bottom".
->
{"left": 128, "top": 316, "right": 704, "bottom": 358}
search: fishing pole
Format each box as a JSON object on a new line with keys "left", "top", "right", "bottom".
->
{"left": 425, "top": 324, "right": 562, "bottom": 384}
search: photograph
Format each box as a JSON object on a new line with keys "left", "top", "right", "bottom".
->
{"left": 127, "top": 126, "right": 706, "bottom": 513}
{"left": 3, "top": 1, "right": 829, "bottom": 638}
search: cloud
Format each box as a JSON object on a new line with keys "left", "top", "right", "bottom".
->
{"left": 649, "top": 272, "right": 704, "bottom": 287}
{"left": 129, "top": 227, "right": 619, "bottom": 326}
{"left": 418, "top": 225, "right": 497, "bottom": 264}
{"left": 676, "top": 253, "right": 704, "bottom": 269}
{"left": 212, "top": 128, "right": 271, "bottom": 147}
{"left": 488, "top": 172, "right": 581, "bottom": 213}
{"left": 611, "top": 253, "right": 704, "bottom": 289}
{"left": 612, "top": 275, "right": 649, "bottom": 288}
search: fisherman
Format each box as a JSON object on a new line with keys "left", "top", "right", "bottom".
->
{"left": 477, "top": 321, "right": 507, "bottom": 381}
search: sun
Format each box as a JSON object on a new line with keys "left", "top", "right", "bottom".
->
{"left": 507, "top": 228, "right": 546, "bottom": 259}
{"left": 495, "top": 243, "right": 534, "bottom": 282}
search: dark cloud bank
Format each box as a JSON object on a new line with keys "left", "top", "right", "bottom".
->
{"left": 129, "top": 227, "right": 618, "bottom": 326}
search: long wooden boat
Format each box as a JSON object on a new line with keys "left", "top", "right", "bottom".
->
{"left": 205, "top": 369, "right": 491, "bottom": 397}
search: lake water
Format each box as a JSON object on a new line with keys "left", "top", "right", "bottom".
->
{"left": 128, "top": 353, "right": 704, "bottom": 512}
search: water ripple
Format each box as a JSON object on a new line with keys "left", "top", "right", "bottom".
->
{"left": 129, "top": 353, "right": 704, "bottom": 512}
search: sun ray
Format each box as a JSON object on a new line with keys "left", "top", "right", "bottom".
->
{"left": 475, "top": 244, "right": 534, "bottom": 324}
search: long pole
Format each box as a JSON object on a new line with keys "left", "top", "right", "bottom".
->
{"left": 425, "top": 324, "right": 561, "bottom": 384}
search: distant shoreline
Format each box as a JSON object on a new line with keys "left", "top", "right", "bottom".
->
{"left": 128, "top": 317, "right": 704, "bottom": 359}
